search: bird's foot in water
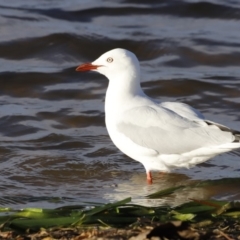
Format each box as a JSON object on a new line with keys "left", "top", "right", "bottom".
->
{"left": 146, "top": 171, "right": 153, "bottom": 184}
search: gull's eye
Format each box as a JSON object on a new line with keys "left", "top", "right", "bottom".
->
{"left": 107, "top": 57, "right": 113, "bottom": 63}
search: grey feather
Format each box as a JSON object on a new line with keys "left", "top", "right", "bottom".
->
{"left": 117, "top": 105, "right": 235, "bottom": 154}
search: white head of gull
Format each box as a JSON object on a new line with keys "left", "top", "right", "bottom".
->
{"left": 76, "top": 48, "right": 240, "bottom": 184}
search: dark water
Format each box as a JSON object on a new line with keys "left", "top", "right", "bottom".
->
{"left": 0, "top": 0, "right": 240, "bottom": 208}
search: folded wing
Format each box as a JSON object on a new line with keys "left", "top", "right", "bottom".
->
{"left": 117, "top": 105, "right": 235, "bottom": 154}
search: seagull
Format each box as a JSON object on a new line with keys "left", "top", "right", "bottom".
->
{"left": 76, "top": 48, "right": 240, "bottom": 184}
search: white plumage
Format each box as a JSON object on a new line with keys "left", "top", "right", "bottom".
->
{"left": 76, "top": 48, "right": 240, "bottom": 183}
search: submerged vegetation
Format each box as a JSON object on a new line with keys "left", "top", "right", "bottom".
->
{"left": 0, "top": 185, "right": 240, "bottom": 239}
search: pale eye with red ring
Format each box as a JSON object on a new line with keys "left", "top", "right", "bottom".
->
{"left": 107, "top": 57, "right": 113, "bottom": 63}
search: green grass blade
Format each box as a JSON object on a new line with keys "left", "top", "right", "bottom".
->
{"left": 170, "top": 210, "right": 195, "bottom": 221}
{"left": 214, "top": 201, "right": 240, "bottom": 216}
{"left": 175, "top": 205, "right": 216, "bottom": 214}
{"left": 223, "top": 211, "right": 240, "bottom": 217}
{"left": 82, "top": 215, "right": 138, "bottom": 226}
{"left": 10, "top": 216, "right": 79, "bottom": 231}
{"left": 147, "top": 186, "right": 185, "bottom": 198}
{"left": 86, "top": 197, "right": 131, "bottom": 216}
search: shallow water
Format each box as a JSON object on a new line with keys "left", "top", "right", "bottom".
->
{"left": 0, "top": 0, "right": 240, "bottom": 208}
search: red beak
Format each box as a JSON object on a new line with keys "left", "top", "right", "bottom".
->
{"left": 75, "top": 63, "right": 101, "bottom": 72}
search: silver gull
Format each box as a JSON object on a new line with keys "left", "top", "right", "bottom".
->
{"left": 76, "top": 48, "right": 240, "bottom": 184}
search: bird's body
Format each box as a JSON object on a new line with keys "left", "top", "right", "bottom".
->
{"left": 76, "top": 48, "right": 240, "bottom": 183}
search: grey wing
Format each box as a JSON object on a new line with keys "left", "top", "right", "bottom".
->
{"left": 161, "top": 102, "right": 240, "bottom": 141}
{"left": 117, "top": 106, "right": 235, "bottom": 154}
{"left": 205, "top": 120, "right": 240, "bottom": 141}
{"left": 160, "top": 102, "right": 205, "bottom": 121}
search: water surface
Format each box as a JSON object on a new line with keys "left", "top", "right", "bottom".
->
{"left": 0, "top": 0, "right": 240, "bottom": 208}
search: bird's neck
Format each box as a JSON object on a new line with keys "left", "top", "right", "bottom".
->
{"left": 105, "top": 73, "right": 143, "bottom": 115}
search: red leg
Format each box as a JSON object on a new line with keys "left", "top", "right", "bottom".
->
{"left": 146, "top": 171, "right": 152, "bottom": 184}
